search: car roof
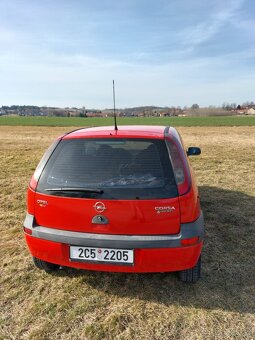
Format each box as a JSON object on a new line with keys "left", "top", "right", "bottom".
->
{"left": 62, "top": 125, "right": 178, "bottom": 140}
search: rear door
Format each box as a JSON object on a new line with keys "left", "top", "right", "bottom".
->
{"left": 35, "top": 138, "right": 180, "bottom": 235}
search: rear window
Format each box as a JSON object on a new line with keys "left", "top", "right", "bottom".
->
{"left": 37, "top": 138, "right": 178, "bottom": 199}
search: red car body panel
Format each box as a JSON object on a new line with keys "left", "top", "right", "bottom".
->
{"left": 179, "top": 182, "right": 201, "bottom": 223}
{"left": 27, "top": 187, "right": 36, "bottom": 215}
{"left": 24, "top": 125, "right": 204, "bottom": 273}
{"left": 34, "top": 192, "right": 181, "bottom": 235}
{"left": 62, "top": 125, "right": 167, "bottom": 140}
{"left": 25, "top": 234, "right": 202, "bottom": 273}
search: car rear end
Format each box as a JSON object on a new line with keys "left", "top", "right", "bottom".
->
{"left": 24, "top": 126, "right": 204, "bottom": 281}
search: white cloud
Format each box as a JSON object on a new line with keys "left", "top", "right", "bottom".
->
{"left": 179, "top": 0, "right": 244, "bottom": 47}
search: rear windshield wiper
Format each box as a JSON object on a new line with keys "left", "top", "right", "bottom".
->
{"left": 44, "top": 187, "right": 104, "bottom": 194}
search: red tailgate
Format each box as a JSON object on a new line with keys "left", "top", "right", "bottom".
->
{"left": 34, "top": 193, "right": 180, "bottom": 235}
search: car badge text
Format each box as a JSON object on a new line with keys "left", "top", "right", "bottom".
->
{"left": 37, "top": 199, "right": 48, "bottom": 207}
{"left": 155, "top": 206, "right": 175, "bottom": 214}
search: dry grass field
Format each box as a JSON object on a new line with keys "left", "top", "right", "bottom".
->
{"left": 0, "top": 126, "right": 254, "bottom": 339}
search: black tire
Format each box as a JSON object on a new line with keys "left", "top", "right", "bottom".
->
{"left": 178, "top": 256, "right": 201, "bottom": 283}
{"left": 33, "top": 257, "right": 60, "bottom": 272}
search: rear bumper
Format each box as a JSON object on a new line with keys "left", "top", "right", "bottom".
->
{"left": 24, "top": 212, "right": 204, "bottom": 273}
{"left": 24, "top": 212, "right": 204, "bottom": 249}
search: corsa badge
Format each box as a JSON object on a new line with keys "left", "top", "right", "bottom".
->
{"left": 155, "top": 206, "right": 175, "bottom": 214}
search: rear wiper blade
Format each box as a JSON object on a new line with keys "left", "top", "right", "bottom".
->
{"left": 44, "top": 187, "right": 104, "bottom": 194}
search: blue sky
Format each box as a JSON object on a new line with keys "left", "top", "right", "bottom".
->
{"left": 0, "top": 0, "right": 254, "bottom": 108}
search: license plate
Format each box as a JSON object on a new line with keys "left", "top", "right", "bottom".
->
{"left": 70, "top": 246, "right": 134, "bottom": 264}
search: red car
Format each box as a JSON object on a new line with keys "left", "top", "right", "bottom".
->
{"left": 24, "top": 125, "right": 204, "bottom": 282}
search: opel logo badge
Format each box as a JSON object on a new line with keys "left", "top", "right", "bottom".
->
{"left": 93, "top": 202, "right": 106, "bottom": 213}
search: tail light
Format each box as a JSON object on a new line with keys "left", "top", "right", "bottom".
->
{"left": 29, "top": 139, "right": 60, "bottom": 191}
{"left": 29, "top": 165, "right": 44, "bottom": 190}
{"left": 167, "top": 139, "right": 191, "bottom": 195}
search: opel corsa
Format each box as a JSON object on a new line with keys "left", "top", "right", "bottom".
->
{"left": 24, "top": 126, "right": 204, "bottom": 282}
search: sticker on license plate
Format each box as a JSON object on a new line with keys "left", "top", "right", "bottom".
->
{"left": 70, "top": 246, "right": 134, "bottom": 264}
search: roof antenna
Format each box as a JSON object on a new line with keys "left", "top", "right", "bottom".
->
{"left": 112, "top": 80, "right": 118, "bottom": 130}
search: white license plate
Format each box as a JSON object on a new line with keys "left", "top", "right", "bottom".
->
{"left": 70, "top": 246, "right": 134, "bottom": 264}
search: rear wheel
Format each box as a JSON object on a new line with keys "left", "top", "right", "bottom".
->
{"left": 178, "top": 256, "right": 201, "bottom": 283}
{"left": 33, "top": 257, "right": 60, "bottom": 272}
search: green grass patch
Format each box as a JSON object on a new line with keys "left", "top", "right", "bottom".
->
{"left": 0, "top": 115, "right": 255, "bottom": 127}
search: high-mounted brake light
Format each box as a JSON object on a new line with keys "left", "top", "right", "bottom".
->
{"left": 167, "top": 139, "right": 191, "bottom": 195}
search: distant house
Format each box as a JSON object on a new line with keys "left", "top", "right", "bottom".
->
{"left": 246, "top": 108, "right": 255, "bottom": 115}
{"left": 69, "top": 110, "right": 80, "bottom": 117}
